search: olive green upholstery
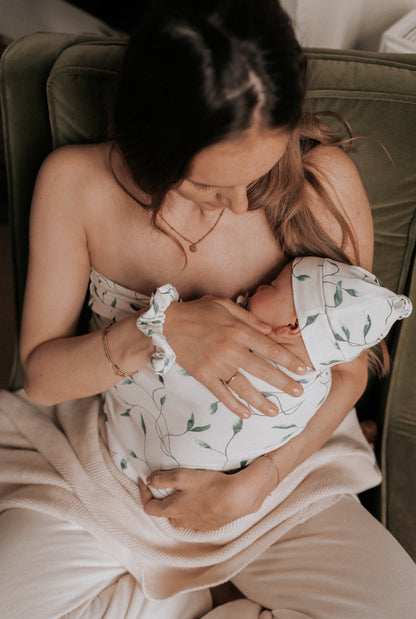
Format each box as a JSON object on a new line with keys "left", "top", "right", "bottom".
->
{"left": 1, "top": 34, "right": 416, "bottom": 559}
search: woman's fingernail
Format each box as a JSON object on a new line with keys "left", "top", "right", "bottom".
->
{"left": 242, "top": 411, "right": 251, "bottom": 419}
{"left": 269, "top": 407, "right": 279, "bottom": 416}
{"left": 297, "top": 365, "right": 307, "bottom": 374}
{"left": 292, "top": 385, "right": 303, "bottom": 396}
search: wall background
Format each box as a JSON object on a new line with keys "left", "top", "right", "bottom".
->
{"left": 281, "top": 0, "right": 416, "bottom": 50}
{"left": 0, "top": 0, "right": 118, "bottom": 40}
{"left": 1, "top": 1, "right": 416, "bottom": 50}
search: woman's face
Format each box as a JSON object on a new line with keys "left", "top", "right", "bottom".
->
{"left": 172, "top": 125, "right": 291, "bottom": 214}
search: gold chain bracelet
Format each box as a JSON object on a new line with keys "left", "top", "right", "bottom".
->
{"left": 103, "top": 323, "right": 138, "bottom": 378}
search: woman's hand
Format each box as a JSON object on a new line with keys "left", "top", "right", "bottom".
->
{"left": 139, "top": 456, "right": 277, "bottom": 530}
{"left": 164, "top": 295, "right": 306, "bottom": 418}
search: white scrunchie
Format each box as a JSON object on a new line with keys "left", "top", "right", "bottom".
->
{"left": 136, "top": 284, "right": 180, "bottom": 375}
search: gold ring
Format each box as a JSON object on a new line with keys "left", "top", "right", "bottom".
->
{"left": 222, "top": 372, "right": 238, "bottom": 386}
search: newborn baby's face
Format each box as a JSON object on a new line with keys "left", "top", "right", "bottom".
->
{"left": 248, "top": 262, "right": 297, "bottom": 328}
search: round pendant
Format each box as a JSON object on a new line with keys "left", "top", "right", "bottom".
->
{"left": 189, "top": 244, "right": 198, "bottom": 252}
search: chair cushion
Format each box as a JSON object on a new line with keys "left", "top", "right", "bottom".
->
{"left": 47, "top": 39, "right": 127, "bottom": 147}
{"left": 305, "top": 51, "right": 416, "bottom": 295}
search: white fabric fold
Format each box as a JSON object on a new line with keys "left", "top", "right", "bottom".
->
{"left": 136, "top": 284, "right": 180, "bottom": 375}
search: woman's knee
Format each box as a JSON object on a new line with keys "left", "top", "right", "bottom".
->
{"left": 232, "top": 496, "right": 416, "bottom": 618}
{"left": 0, "top": 508, "right": 125, "bottom": 618}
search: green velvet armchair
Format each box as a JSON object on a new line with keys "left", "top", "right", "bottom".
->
{"left": 1, "top": 33, "right": 416, "bottom": 560}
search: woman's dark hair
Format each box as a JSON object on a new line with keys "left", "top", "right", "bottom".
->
{"left": 111, "top": 0, "right": 305, "bottom": 211}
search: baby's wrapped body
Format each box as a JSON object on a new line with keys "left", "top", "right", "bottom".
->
{"left": 93, "top": 256, "right": 412, "bottom": 496}
{"left": 92, "top": 269, "right": 331, "bottom": 495}
{"left": 105, "top": 355, "right": 331, "bottom": 492}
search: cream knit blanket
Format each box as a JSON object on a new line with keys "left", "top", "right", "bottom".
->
{"left": 0, "top": 389, "right": 381, "bottom": 600}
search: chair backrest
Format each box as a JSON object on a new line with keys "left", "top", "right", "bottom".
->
{"left": 1, "top": 33, "right": 416, "bottom": 558}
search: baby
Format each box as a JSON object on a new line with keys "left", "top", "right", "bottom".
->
{"left": 246, "top": 256, "right": 409, "bottom": 373}
{"left": 105, "top": 257, "right": 412, "bottom": 495}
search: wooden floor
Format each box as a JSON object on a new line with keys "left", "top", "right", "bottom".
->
{"left": 0, "top": 224, "right": 15, "bottom": 389}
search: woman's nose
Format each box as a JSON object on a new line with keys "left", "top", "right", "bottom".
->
{"left": 217, "top": 186, "right": 249, "bottom": 214}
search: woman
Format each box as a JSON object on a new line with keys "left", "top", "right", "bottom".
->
{"left": 0, "top": 1, "right": 415, "bottom": 617}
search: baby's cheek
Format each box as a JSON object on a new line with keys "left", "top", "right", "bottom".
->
{"left": 247, "top": 292, "right": 274, "bottom": 325}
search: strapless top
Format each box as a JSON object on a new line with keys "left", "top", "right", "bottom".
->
{"left": 89, "top": 268, "right": 332, "bottom": 496}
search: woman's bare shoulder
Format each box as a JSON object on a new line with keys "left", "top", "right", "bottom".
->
{"left": 305, "top": 144, "right": 363, "bottom": 194}
{"left": 38, "top": 142, "right": 111, "bottom": 184}
{"left": 32, "top": 142, "right": 114, "bottom": 219}
{"left": 304, "top": 144, "right": 373, "bottom": 268}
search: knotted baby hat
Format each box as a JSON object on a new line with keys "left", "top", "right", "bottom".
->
{"left": 291, "top": 257, "right": 412, "bottom": 370}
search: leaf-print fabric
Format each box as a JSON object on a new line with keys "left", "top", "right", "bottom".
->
{"left": 89, "top": 269, "right": 332, "bottom": 497}
{"left": 136, "top": 284, "right": 179, "bottom": 374}
{"left": 292, "top": 257, "right": 412, "bottom": 370}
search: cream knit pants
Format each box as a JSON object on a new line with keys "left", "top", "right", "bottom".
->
{"left": 1, "top": 496, "right": 415, "bottom": 619}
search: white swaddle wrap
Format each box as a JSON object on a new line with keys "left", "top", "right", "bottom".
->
{"left": 92, "top": 275, "right": 333, "bottom": 496}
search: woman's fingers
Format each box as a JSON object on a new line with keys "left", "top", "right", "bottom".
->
{"left": 139, "top": 469, "right": 218, "bottom": 526}
{"left": 209, "top": 368, "right": 299, "bottom": 419}
{"left": 141, "top": 492, "right": 181, "bottom": 520}
{"left": 147, "top": 468, "right": 192, "bottom": 490}
{"left": 236, "top": 346, "right": 304, "bottom": 396}
{"left": 138, "top": 477, "right": 178, "bottom": 518}
{"left": 245, "top": 330, "right": 306, "bottom": 377}
{"left": 204, "top": 374, "right": 278, "bottom": 419}
{"left": 138, "top": 477, "right": 154, "bottom": 505}
{"left": 213, "top": 297, "right": 272, "bottom": 334}
{"left": 209, "top": 380, "right": 253, "bottom": 419}
{"left": 222, "top": 373, "right": 280, "bottom": 417}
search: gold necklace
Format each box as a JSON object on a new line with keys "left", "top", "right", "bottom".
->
{"left": 158, "top": 208, "right": 225, "bottom": 252}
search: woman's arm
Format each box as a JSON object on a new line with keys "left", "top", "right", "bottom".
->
{"left": 261, "top": 353, "right": 369, "bottom": 481}
{"left": 20, "top": 148, "right": 155, "bottom": 405}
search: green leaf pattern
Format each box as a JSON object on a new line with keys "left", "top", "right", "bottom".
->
{"left": 292, "top": 256, "right": 404, "bottom": 366}
{"left": 333, "top": 281, "right": 343, "bottom": 307}
{"left": 89, "top": 267, "right": 333, "bottom": 485}
{"left": 363, "top": 315, "right": 372, "bottom": 339}
{"left": 304, "top": 314, "right": 319, "bottom": 327}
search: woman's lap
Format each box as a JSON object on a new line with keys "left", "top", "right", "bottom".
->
{"left": 0, "top": 508, "right": 125, "bottom": 618}
{"left": 230, "top": 495, "right": 416, "bottom": 618}
{"left": 1, "top": 496, "right": 415, "bottom": 618}
{"left": 0, "top": 508, "right": 211, "bottom": 619}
